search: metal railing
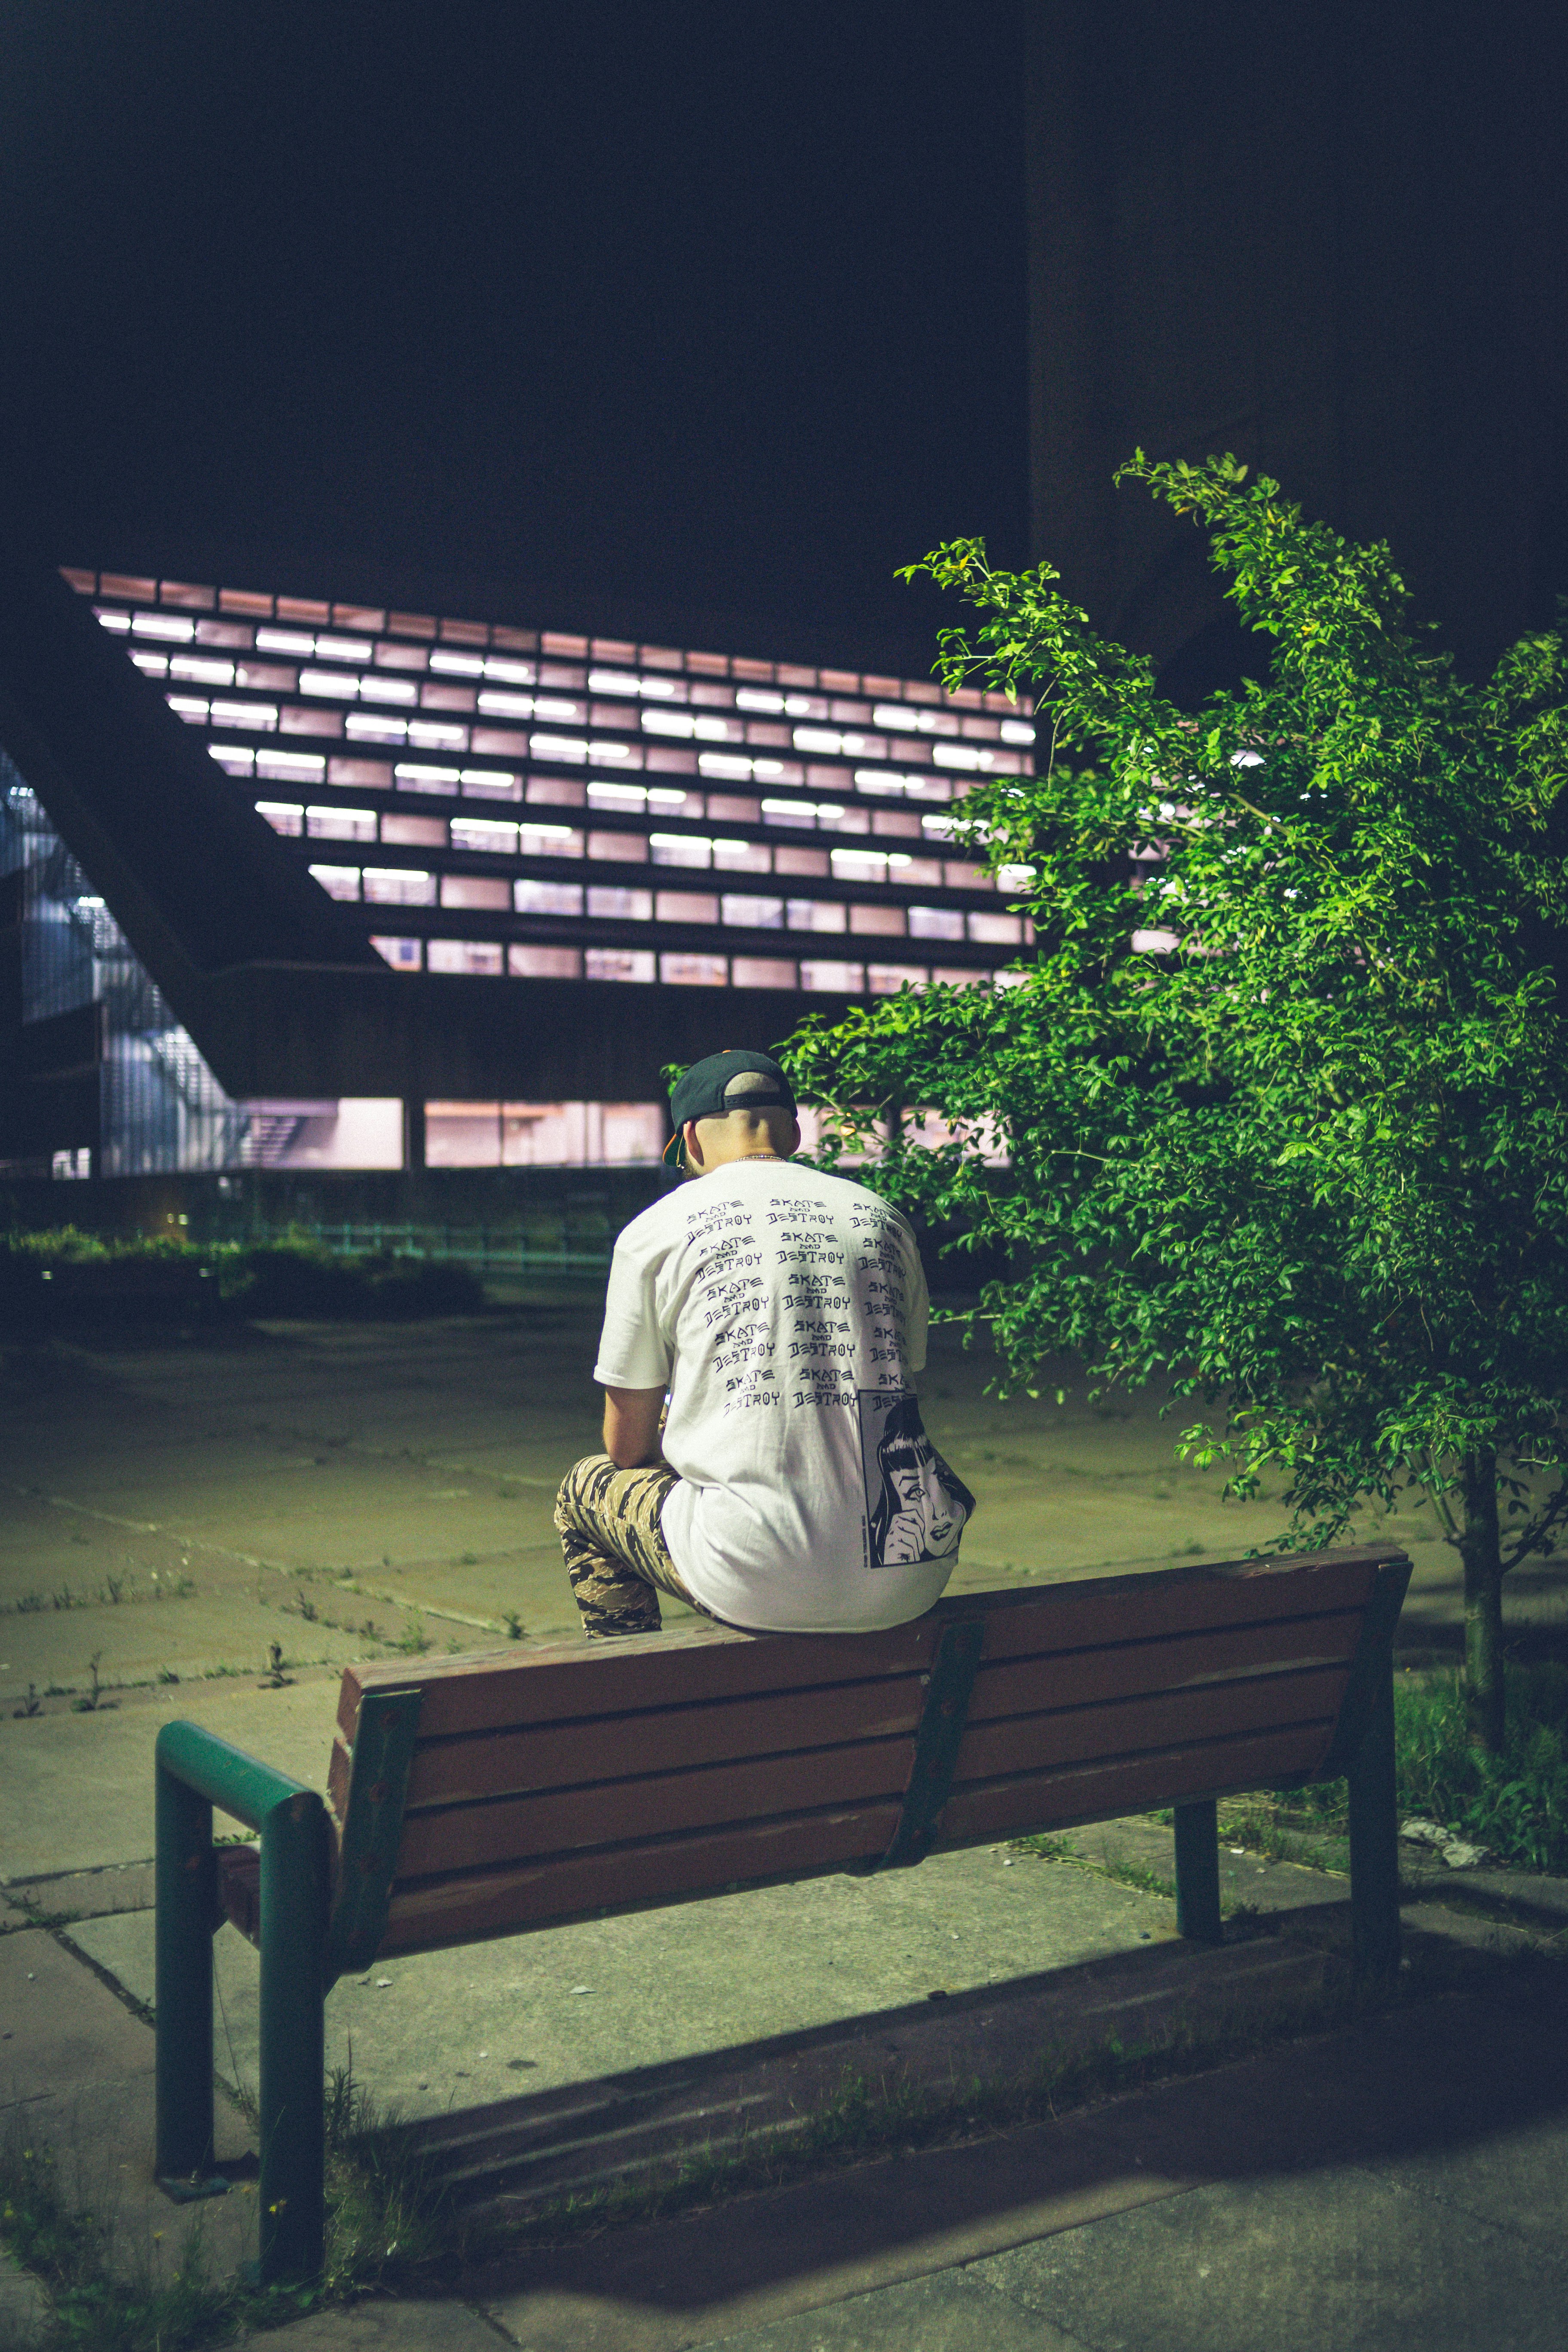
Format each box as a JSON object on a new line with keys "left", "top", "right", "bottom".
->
{"left": 248, "top": 1220, "right": 613, "bottom": 1272}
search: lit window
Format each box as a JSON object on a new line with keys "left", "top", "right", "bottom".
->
{"left": 407, "top": 721, "right": 468, "bottom": 749}
{"left": 95, "top": 607, "right": 132, "bottom": 632}
{"left": 585, "top": 947, "right": 656, "bottom": 983}
{"left": 519, "top": 824, "right": 585, "bottom": 858}
{"left": 909, "top": 906, "right": 965, "bottom": 941}
{"left": 256, "top": 802, "right": 304, "bottom": 836}
{"left": 170, "top": 655, "right": 234, "bottom": 686}
{"left": 508, "top": 944, "right": 583, "bottom": 978}
{"left": 483, "top": 657, "right": 538, "bottom": 685}
{"left": 922, "top": 813, "right": 960, "bottom": 842}
{"left": 306, "top": 805, "right": 377, "bottom": 842}
{"left": 381, "top": 813, "right": 447, "bottom": 847}
{"left": 1000, "top": 720, "right": 1035, "bottom": 746}
{"left": 794, "top": 726, "right": 870, "bottom": 756}
{"left": 787, "top": 899, "right": 847, "bottom": 934}
{"left": 479, "top": 689, "right": 540, "bottom": 719}
{"left": 515, "top": 879, "right": 585, "bottom": 916}
{"left": 872, "top": 704, "right": 919, "bottom": 732}
{"left": 459, "top": 769, "right": 521, "bottom": 800}
{"left": 735, "top": 687, "right": 785, "bottom": 714}
{"left": 430, "top": 649, "right": 485, "bottom": 677}
{"left": 362, "top": 868, "right": 436, "bottom": 906}
{"left": 660, "top": 952, "right": 728, "bottom": 987}
{"left": 697, "top": 752, "right": 757, "bottom": 781}
{"left": 732, "top": 955, "right": 797, "bottom": 989}
{"left": 587, "top": 781, "right": 648, "bottom": 807}
{"left": 530, "top": 732, "right": 591, "bottom": 763}
{"left": 347, "top": 713, "right": 408, "bottom": 741}
{"left": 299, "top": 668, "right": 359, "bottom": 700}
{"left": 313, "top": 634, "right": 373, "bottom": 663}
{"left": 714, "top": 838, "right": 771, "bottom": 873}
{"left": 167, "top": 695, "right": 209, "bottom": 722}
{"left": 586, "top": 886, "right": 652, "bottom": 919}
{"left": 641, "top": 710, "right": 734, "bottom": 742}
{"left": 655, "top": 890, "right": 719, "bottom": 924}
{"left": 371, "top": 935, "right": 422, "bottom": 970}
{"left": 356, "top": 674, "right": 419, "bottom": 705}
{"left": 131, "top": 612, "right": 195, "bottom": 642}
{"left": 425, "top": 1101, "right": 502, "bottom": 1166}
{"left": 450, "top": 817, "right": 520, "bottom": 854}
{"left": 867, "top": 965, "right": 928, "bottom": 993}
{"left": 209, "top": 744, "right": 255, "bottom": 773}
{"left": 208, "top": 699, "right": 279, "bottom": 731}
{"left": 395, "top": 762, "right": 459, "bottom": 794}
{"left": 995, "top": 864, "right": 1037, "bottom": 892}
{"left": 761, "top": 796, "right": 815, "bottom": 829}
{"left": 256, "top": 628, "right": 318, "bottom": 655}
{"left": 588, "top": 669, "right": 680, "bottom": 698}
{"left": 830, "top": 847, "right": 911, "bottom": 880}
{"left": 308, "top": 864, "right": 361, "bottom": 900}
{"left": 1132, "top": 927, "right": 1180, "bottom": 954}
{"left": 257, "top": 749, "right": 325, "bottom": 781}
{"left": 968, "top": 911, "right": 1022, "bottom": 945}
{"left": 933, "top": 743, "right": 995, "bottom": 772}
{"left": 649, "top": 832, "right": 712, "bottom": 869}
{"left": 799, "top": 960, "right": 864, "bottom": 992}
{"left": 428, "top": 939, "right": 505, "bottom": 975}
{"left": 722, "top": 894, "right": 784, "bottom": 929}
{"left": 441, "top": 875, "right": 511, "bottom": 911}
{"left": 131, "top": 650, "right": 169, "bottom": 676}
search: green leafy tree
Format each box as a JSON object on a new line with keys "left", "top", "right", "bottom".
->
{"left": 783, "top": 455, "right": 1568, "bottom": 1752}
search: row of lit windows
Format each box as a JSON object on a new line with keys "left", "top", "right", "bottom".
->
{"left": 312, "top": 863, "right": 1027, "bottom": 943}
{"left": 121, "top": 633, "right": 1027, "bottom": 748}
{"left": 267, "top": 804, "right": 1007, "bottom": 889}
{"left": 212, "top": 743, "right": 968, "bottom": 809}
{"left": 151, "top": 683, "right": 1023, "bottom": 776}
{"left": 371, "top": 936, "right": 1012, "bottom": 992}
{"left": 70, "top": 569, "right": 1032, "bottom": 715}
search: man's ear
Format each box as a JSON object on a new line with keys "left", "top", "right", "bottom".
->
{"left": 682, "top": 1117, "right": 704, "bottom": 1170}
{"left": 786, "top": 1117, "right": 802, "bottom": 1155}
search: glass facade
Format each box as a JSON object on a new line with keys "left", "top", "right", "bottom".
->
{"left": 66, "top": 569, "right": 1036, "bottom": 994}
{"left": 0, "top": 751, "right": 401, "bottom": 1176}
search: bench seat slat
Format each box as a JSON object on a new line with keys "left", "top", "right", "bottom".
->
{"left": 397, "top": 1673, "right": 929, "bottom": 1809}
{"left": 377, "top": 1800, "right": 902, "bottom": 1951}
{"left": 938, "top": 1723, "right": 1329, "bottom": 1848}
{"left": 953, "top": 1661, "right": 1349, "bottom": 1786}
{"left": 964, "top": 1611, "right": 1362, "bottom": 1724}
{"left": 393, "top": 1732, "right": 915, "bottom": 1876}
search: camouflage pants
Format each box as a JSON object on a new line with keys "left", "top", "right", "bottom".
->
{"left": 554, "top": 1453, "right": 707, "bottom": 1637}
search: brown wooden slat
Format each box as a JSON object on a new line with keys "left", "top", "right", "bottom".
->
{"left": 378, "top": 1800, "right": 900, "bottom": 1952}
{"left": 953, "top": 1664, "right": 1348, "bottom": 1786}
{"left": 404, "top": 1672, "right": 927, "bottom": 1808}
{"left": 395, "top": 1732, "right": 914, "bottom": 1877}
{"left": 964, "top": 1557, "right": 1381, "bottom": 1665}
{"left": 965, "top": 1612, "right": 1362, "bottom": 1724}
{"left": 341, "top": 1616, "right": 939, "bottom": 1742}
{"left": 937, "top": 1724, "right": 1329, "bottom": 1848}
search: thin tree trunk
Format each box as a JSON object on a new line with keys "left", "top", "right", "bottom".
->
{"left": 1458, "top": 1449, "right": 1505, "bottom": 1753}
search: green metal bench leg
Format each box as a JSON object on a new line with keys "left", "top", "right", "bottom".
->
{"left": 1347, "top": 1663, "right": 1400, "bottom": 1984}
{"left": 154, "top": 1756, "right": 219, "bottom": 2189}
{"left": 258, "top": 1790, "right": 332, "bottom": 2284}
{"left": 1173, "top": 1800, "right": 1223, "bottom": 1943}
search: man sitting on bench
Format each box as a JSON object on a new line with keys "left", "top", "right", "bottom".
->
{"left": 556, "top": 1048, "right": 976, "bottom": 1636}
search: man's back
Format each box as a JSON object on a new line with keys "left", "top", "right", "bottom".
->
{"left": 594, "top": 1157, "right": 973, "bottom": 1632}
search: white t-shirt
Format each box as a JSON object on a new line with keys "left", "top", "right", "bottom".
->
{"left": 593, "top": 1157, "right": 974, "bottom": 1632}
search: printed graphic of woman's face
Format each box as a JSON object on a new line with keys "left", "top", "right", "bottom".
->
{"left": 888, "top": 1439, "right": 931, "bottom": 1509}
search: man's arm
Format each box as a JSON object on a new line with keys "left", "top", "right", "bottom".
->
{"left": 603, "top": 1384, "right": 666, "bottom": 1469}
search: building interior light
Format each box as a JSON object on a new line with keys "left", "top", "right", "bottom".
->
{"left": 873, "top": 704, "right": 919, "bottom": 731}
{"left": 735, "top": 688, "right": 785, "bottom": 714}
{"left": 430, "top": 649, "right": 486, "bottom": 676}
{"left": 999, "top": 720, "right": 1035, "bottom": 745}
{"left": 131, "top": 612, "right": 196, "bottom": 641}
{"left": 94, "top": 607, "right": 132, "bottom": 631}
{"left": 313, "top": 636, "right": 374, "bottom": 663}
{"left": 482, "top": 658, "right": 537, "bottom": 684}
{"left": 397, "top": 763, "right": 459, "bottom": 784}
{"left": 588, "top": 669, "right": 679, "bottom": 698}
{"left": 255, "top": 628, "right": 317, "bottom": 655}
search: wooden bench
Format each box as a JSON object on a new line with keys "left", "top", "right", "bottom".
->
{"left": 153, "top": 1540, "right": 1409, "bottom": 2279}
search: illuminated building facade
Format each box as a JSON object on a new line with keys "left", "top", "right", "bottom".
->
{"left": 1, "top": 564, "right": 1034, "bottom": 1184}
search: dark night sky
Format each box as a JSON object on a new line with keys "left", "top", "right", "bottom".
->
{"left": 0, "top": 2, "right": 1029, "bottom": 668}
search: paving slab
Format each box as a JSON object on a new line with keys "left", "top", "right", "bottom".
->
{"left": 0, "top": 1919, "right": 257, "bottom": 2288}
